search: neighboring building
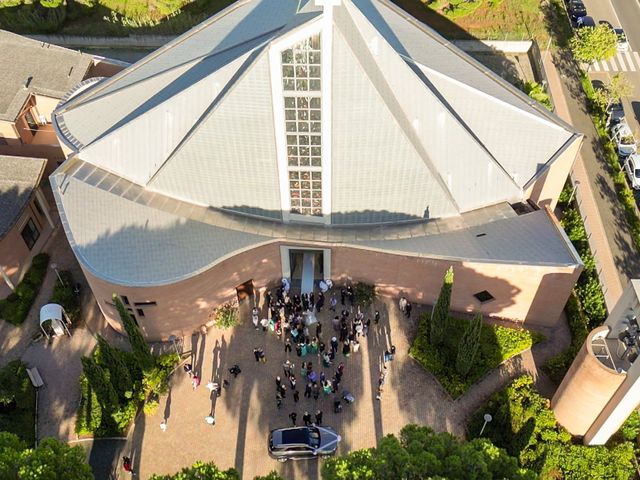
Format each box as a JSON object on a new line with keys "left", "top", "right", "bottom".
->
{"left": 553, "top": 280, "right": 640, "bottom": 445}
{"left": 0, "top": 30, "right": 122, "bottom": 168}
{"left": 51, "top": 0, "right": 583, "bottom": 340}
{"left": 0, "top": 155, "right": 55, "bottom": 298}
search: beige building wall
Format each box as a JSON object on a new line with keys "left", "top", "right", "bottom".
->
{"left": 80, "top": 240, "right": 581, "bottom": 340}
{"left": 551, "top": 326, "right": 626, "bottom": 436}
{"left": 526, "top": 135, "right": 582, "bottom": 211}
{"left": 0, "top": 191, "right": 54, "bottom": 298}
{"left": 33, "top": 94, "right": 61, "bottom": 123}
{"left": 0, "top": 120, "right": 20, "bottom": 145}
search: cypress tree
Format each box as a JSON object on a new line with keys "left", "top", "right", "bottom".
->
{"left": 81, "top": 356, "right": 119, "bottom": 425}
{"left": 113, "top": 294, "right": 153, "bottom": 370}
{"left": 455, "top": 313, "right": 483, "bottom": 377}
{"left": 96, "top": 335, "right": 133, "bottom": 400}
{"left": 430, "top": 267, "right": 454, "bottom": 346}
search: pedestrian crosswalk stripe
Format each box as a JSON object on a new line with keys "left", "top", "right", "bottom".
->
{"left": 592, "top": 51, "right": 640, "bottom": 72}
{"left": 624, "top": 52, "right": 635, "bottom": 72}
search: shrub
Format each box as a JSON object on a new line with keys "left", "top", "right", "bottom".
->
{"left": 211, "top": 300, "right": 240, "bottom": 329}
{"left": 0, "top": 361, "right": 35, "bottom": 445}
{"left": 619, "top": 410, "right": 640, "bottom": 442}
{"left": 411, "top": 313, "right": 541, "bottom": 397}
{"left": 113, "top": 294, "right": 153, "bottom": 370}
{"left": 0, "top": 253, "right": 49, "bottom": 325}
{"left": 468, "top": 376, "right": 635, "bottom": 478}
{"left": 353, "top": 282, "right": 376, "bottom": 308}
{"left": 143, "top": 399, "right": 159, "bottom": 416}
{"left": 49, "top": 270, "right": 80, "bottom": 322}
{"left": 455, "top": 313, "right": 483, "bottom": 376}
{"left": 522, "top": 81, "right": 553, "bottom": 110}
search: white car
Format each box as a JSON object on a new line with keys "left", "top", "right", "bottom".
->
{"left": 615, "top": 28, "right": 630, "bottom": 52}
{"left": 624, "top": 154, "right": 640, "bottom": 190}
{"left": 610, "top": 122, "right": 637, "bottom": 157}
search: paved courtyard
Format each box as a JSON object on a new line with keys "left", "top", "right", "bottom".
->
{"left": 115, "top": 295, "right": 568, "bottom": 480}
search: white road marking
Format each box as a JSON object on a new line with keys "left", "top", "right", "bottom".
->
{"left": 624, "top": 51, "right": 635, "bottom": 71}
{"left": 616, "top": 52, "right": 628, "bottom": 71}
{"left": 602, "top": 58, "right": 610, "bottom": 71}
{"left": 592, "top": 61, "right": 601, "bottom": 72}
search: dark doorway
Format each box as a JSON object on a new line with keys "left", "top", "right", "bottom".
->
{"left": 289, "top": 250, "right": 323, "bottom": 294}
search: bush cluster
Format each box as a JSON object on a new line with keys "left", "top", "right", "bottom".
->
{"left": 0, "top": 361, "right": 35, "bottom": 445}
{"left": 211, "top": 300, "right": 240, "bottom": 329}
{"left": 410, "top": 312, "right": 542, "bottom": 397}
{"left": 0, "top": 1, "right": 66, "bottom": 33}
{"left": 0, "top": 253, "right": 49, "bottom": 326}
{"left": 353, "top": 282, "right": 376, "bottom": 308}
{"left": 49, "top": 270, "right": 80, "bottom": 322}
{"left": 468, "top": 376, "right": 635, "bottom": 479}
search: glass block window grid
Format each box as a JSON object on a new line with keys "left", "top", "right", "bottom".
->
{"left": 281, "top": 33, "right": 323, "bottom": 217}
{"left": 281, "top": 34, "right": 321, "bottom": 92}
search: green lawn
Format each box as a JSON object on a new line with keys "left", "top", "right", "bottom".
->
{"left": 0, "top": 361, "right": 36, "bottom": 446}
{"left": 410, "top": 312, "right": 543, "bottom": 398}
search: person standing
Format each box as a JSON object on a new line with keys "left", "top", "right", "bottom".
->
{"left": 330, "top": 337, "right": 339, "bottom": 355}
{"left": 265, "top": 290, "right": 272, "bottom": 309}
{"left": 276, "top": 393, "right": 283, "bottom": 410}
{"left": 183, "top": 363, "right": 193, "bottom": 377}
{"left": 347, "top": 285, "right": 354, "bottom": 307}
{"left": 122, "top": 456, "right": 133, "bottom": 475}
{"left": 229, "top": 364, "right": 241, "bottom": 377}
{"left": 374, "top": 310, "right": 380, "bottom": 325}
{"left": 304, "top": 382, "right": 312, "bottom": 398}
{"left": 315, "top": 409, "right": 323, "bottom": 426}
{"left": 342, "top": 339, "right": 350, "bottom": 357}
{"left": 293, "top": 389, "right": 300, "bottom": 403}
{"left": 363, "top": 318, "right": 370, "bottom": 337}
{"left": 160, "top": 420, "right": 167, "bottom": 432}
{"left": 253, "top": 348, "right": 261, "bottom": 362}
{"left": 330, "top": 294, "right": 338, "bottom": 312}
{"left": 289, "top": 375, "right": 297, "bottom": 390}
{"left": 252, "top": 307, "right": 259, "bottom": 329}
{"left": 303, "top": 411, "right": 312, "bottom": 426}
{"left": 283, "top": 360, "right": 294, "bottom": 378}
{"left": 399, "top": 296, "right": 407, "bottom": 314}
{"left": 316, "top": 291, "right": 324, "bottom": 312}
{"left": 289, "top": 412, "right": 297, "bottom": 426}
{"left": 332, "top": 316, "right": 340, "bottom": 332}
{"left": 276, "top": 376, "right": 282, "bottom": 389}
{"left": 192, "top": 374, "right": 200, "bottom": 390}
{"left": 258, "top": 348, "right": 266, "bottom": 363}
{"left": 313, "top": 384, "right": 320, "bottom": 400}
{"left": 340, "top": 288, "right": 347, "bottom": 306}
{"left": 279, "top": 384, "right": 287, "bottom": 398}
{"left": 316, "top": 321, "right": 322, "bottom": 338}
{"left": 285, "top": 337, "right": 292, "bottom": 353}
{"left": 405, "top": 302, "right": 412, "bottom": 318}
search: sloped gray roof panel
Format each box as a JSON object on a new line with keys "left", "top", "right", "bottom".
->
{"left": 357, "top": 209, "right": 577, "bottom": 265}
{"left": 148, "top": 52, "right": 282, "bottom": 218}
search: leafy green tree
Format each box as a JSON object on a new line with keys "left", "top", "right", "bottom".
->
{"left": 81, "top": 356, "right": 119, "bottom": 425}
{"left": 148, "top": 460, "right": 240, "bottom": 479}
{"left": 321, "top": 424, "right": 535, "bottom": 480}
{"left": 0, "top": 432, "right": 93, "bottom": 479}
{"left": 522, "top": 81, "right": 552, "bottom": 110}
{"left": 570, "top": 24, "right": 617, "bottom": 66}
{"left": 455, "top": 313, "right": 483, "bottom": 376}
{"left": 592, "top": 73, "right": 633, "bottom": 112}
{"left": 96, "top": 335, "right": 133, "bottom": 400}
{"left": 113, "top": 294, "right": 153, "bottom": 370}
{"left": 253, "top": 472, "right": 285, "bottom": 480}
{"left": 430, "top": 267, "right": 454, "bottom": 346}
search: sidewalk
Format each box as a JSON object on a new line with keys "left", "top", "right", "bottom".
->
{"left": 543, "top": 51, "right": 626, "bottom": 309}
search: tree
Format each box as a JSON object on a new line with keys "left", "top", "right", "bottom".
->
{"left": 321, "top": 424, "right": 535, "bottom": 480}
{"left": 0, "top": 432, "right": 93, "bottom": 480}
{"left": 81, "top": 356, "right": 119, "bottom": 426}
{"left": 253, "top": 473, "right": 285, "bottom": 480}
{"left": 430, "top": 267, "right": 454, "bottom": 346}
{"left": 455, "top": 313, "right": 483, "bottom": 376}
{"left": 148, "top": 461, "right": 240, "bottom": 479}
{"left": 113, "top": 294, "right": 153, "bottom": 370}
{"left": 95, "top": 335, "right": 133, "bottom": 400}
{"left": 593, "top": 73, "right": 633, "bottom": 112}
{"left": 570, "top": 24, "right": 617, "bottom": 66}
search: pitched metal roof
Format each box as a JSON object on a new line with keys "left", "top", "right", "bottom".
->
{"left": 0, "top": 30, "right": 92, "bottom": 121}
{"left": 0, "top": 155, "right": 46, "bottom": 239}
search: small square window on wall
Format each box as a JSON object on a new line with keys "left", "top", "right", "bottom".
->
{"left": 136, "top": 309, "right": 145, "bottom": 317}
{"left": 474, "top": 290, "right": 495, "bottom": 304}
{"left": 20, "top": 218, "right": 40, "bottom": 250}
{"left": 121, "top": 295, "right": 130, "bottom": 305}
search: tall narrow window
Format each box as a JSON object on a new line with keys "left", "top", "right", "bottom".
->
{"left": 24, "top": 111, "right": 39, "bottom": 135}
{"left": 281, "top": 34, "right": 322, "bottom": 217}
{"left": 21, "top": 218, "right": 40, "bottom": 250}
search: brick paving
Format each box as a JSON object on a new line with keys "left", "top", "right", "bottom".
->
{"left": 121, "top": 297, "right": 570, "bottom": 480}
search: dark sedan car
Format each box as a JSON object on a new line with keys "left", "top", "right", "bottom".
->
{"left": 268, "top": 426, "right": 341, "bottom": 462}
{"left": 567, "top": 0, "right": 587, "bottom": 21}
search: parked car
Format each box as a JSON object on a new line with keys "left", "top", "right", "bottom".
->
{"left": 599, "top": 21, "right": 630, "bottom": 51}
{"left": 568, "top": 0, "right": 587, "bottom": 21}
{"left": 610, "top": 122, "right": 637, "bottom": 157}
{"left": 268, "top": 426, "right": 341, "bottom": 462}
{"left": 576, "top": 16, "right": 596, "bottom": 28}
{"left": 624, "top": 154, "right": 640, "bottom": 190}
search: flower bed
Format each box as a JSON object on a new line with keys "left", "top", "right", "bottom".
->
{"left": 0, "top": 253, "right": 49, "bottom": 326}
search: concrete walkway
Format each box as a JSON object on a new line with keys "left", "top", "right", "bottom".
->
{"left": 544, "top": 50, "right": 639, "bottom": 308}
{"left": 114, "top": 298, "right": 570, "bottom": 480}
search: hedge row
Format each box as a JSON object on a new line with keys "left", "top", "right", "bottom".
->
{"left": 0, "top": 253, "right": 49, "bottom": 326}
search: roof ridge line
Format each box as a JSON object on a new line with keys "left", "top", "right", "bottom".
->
{"left": 58, "top": 25, "right": 282, "bottom": 115}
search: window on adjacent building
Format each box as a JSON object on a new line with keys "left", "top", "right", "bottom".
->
{"left": 122, "top": 295, "right": 130, "bottom": 305}
{"left": 137, "top": 309, "right": 145, "bottom": 317}
{"left": 473, "top": 290, "right": 495, "bottom": 303}
{"left": 281, "top": 33, "right": 323, "bottom": 217}
{"left": 24, "top": 110, "right": 39, "bottom": 134}
{"left": 20, "top": 218, "right": 40, "bottom": 250}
